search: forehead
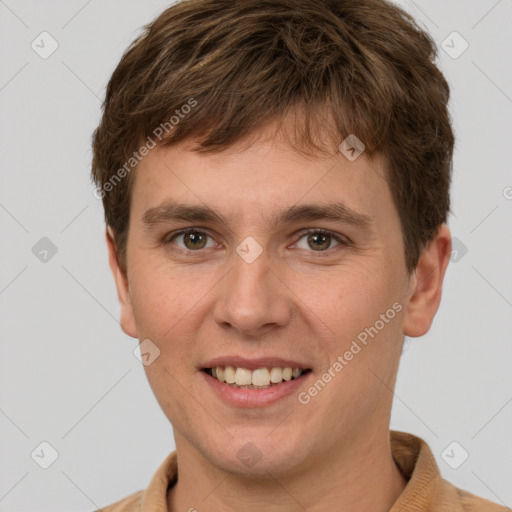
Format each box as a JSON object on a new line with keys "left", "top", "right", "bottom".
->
{"left": 131, "top": 129, "right": 395, "bottom": 231}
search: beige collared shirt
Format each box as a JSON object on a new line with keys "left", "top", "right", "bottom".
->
{"left": 96, "top": 430, "right": 509, "bottom": 511}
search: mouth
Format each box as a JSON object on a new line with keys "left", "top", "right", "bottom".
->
{"left": 202, "top": 366, "right": 313, "bottom": 389}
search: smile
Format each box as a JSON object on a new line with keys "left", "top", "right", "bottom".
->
{"left": 203, "top": 366, "right": 312, "bottom": 388}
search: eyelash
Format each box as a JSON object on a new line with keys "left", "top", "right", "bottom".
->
{"left": 164, "top": 227, "right": 349, "bottom": 255}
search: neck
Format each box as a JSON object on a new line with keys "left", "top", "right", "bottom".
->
{"left": 167, "top": 427, "right": 407, "bottom": 512}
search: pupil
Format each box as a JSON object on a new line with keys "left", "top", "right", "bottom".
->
{"left": 186, "top": 232, "right": 205, "bottom": 249}
{"left": 310, "top": 233, "right": 329, "bottom": 250}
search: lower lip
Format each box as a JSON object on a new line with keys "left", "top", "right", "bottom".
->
{"left": 201, "top": 370, "right": 312, "bottom": 408}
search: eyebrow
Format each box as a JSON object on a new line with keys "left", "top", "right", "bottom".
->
{"left": 142, "top": 200, "right": 373, "bottom": 232}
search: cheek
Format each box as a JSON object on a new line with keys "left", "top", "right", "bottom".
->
{"left": 130, "top": 267, "right": 201, "bottom": 423}
{"left": 128, "top": 259, "right": 222, "bottom": 372}
{"left": 129, "top": 257, "right": 190, "bottom": 331}
{"left": 295, "top": 259, "right": 405, "bottom": 404}
{"left": 300, "top": 263, "right": 399, "bottom": 342}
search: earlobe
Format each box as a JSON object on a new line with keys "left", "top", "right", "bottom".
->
{"left": 106, "top": 227, "right": 138, "bottom": 338}
{"left": 402, "top": 224, "right": 452, "bottom": 338}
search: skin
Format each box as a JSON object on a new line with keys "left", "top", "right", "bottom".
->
{"left": 106, "top": 121, "right": 451, "bottom": 511}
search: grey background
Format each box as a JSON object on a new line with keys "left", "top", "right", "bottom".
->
{"left": 0, "top": 1, "right": 511, "bottom": 510}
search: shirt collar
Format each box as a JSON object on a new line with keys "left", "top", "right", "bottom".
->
{"left": 389, "top": 430, "right": 442, "bottom": 511}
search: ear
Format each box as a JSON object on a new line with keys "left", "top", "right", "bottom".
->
{"left": 106, "top": 226, "right": 138, "bottom": 338}
{"left": 403, "top": 224, "right": 452, "bottom": 337}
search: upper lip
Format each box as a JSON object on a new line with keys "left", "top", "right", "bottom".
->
{"left": 201, "top": 356, "right": 311, "bottom": 371}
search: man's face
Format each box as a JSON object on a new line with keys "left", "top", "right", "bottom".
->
{"left": 114, "top": 128, "right": 415, "bottom": 476}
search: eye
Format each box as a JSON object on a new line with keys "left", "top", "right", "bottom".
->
{"left": 166, "top": 228, "right": 217, "bottom": 251}
{"left": 294, "top": 229, "right": 346, "bottom": 252}
{"left": 164, "top": 227, "right": 348, "bottom": 254}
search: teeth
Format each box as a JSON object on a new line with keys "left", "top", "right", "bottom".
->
{"left": 252, "top": 368, "right": 270, "bottom": 386}
{"left": 224, "top": 365, "right": 236, "bottom": 384}
{"left": 269, "top": 367, "right": 283, "bottom": 383}
{"left": 282, "top": 367, "right": 292, "bottom": 381}
{"left": 235, "top": 367, "right": 252, "bottom": 385}
{"left": 208, "top": 366, "right": 306, "bottom": 387}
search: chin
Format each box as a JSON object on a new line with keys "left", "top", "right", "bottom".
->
{"left": 204, "top": 430, "right": 309, "bottom": 478}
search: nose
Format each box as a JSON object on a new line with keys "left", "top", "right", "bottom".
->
{"left": 212, "top": 247, "right": 293, "bottom": 338}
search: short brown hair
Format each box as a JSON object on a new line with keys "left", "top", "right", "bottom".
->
{"left": 91, "top": 0, "right": 454, "bottom": 273}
